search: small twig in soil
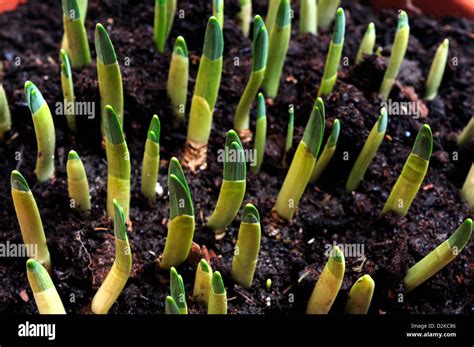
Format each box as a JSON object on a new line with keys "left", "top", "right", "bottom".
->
{"left": 234, "top": 287, "right": 254, "bottom": 304}
{"left": 282, "top": 284, "right": 293, "bottom": 296}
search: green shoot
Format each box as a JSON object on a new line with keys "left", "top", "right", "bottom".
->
{"left": 346, "top": 107, "right": 388, "bottom": 192}
{"left": 404, "top": 219, "right": 472, "bottom": 293}
{"left": 207, "top": 130, "right": 247, "bottom": 236}
{"left": 355, "top": 22, "right": 376, "bottom": 64}
{"left": 251, "top": 93, "right": 267, "bottom": 174}
{"left": 383, "top": 124, "right": 432, "bottom": 215}
{"left": 318, "top": 7, "right": 345, "bottom": 96}
{"left": 262, "top": 0, "right": 291, "bottom": 98}
{"left": 310, "top": 119, "right": 340, "bottom": 183}
{"left": 274, "top": 98, "right": 325, "bottom": 220}
{"left": 379, "top": 10, "right": 410, "bottom": 101}
{"left": 425, "top": 39, "right": 449, "bottom": 101}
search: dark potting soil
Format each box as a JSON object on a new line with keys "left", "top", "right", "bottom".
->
{"left": 0, "top": 0, "right": 472, "bottom": 314}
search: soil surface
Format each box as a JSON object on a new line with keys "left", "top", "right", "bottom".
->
{"left": 0, "top": 0, "right": 472, "bottom": 314}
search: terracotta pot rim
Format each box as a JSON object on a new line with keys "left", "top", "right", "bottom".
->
{"left": 0, "top": 0, "right": 27, "bottom": 13}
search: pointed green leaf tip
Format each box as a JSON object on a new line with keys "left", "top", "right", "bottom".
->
{"left": 95, "top": 23, "right": 117, "bottom": 65}
{"left": 173, "top": 36, "right": 188, "bottom": 57}
{"left": 242, "top": 203, "right": 260, "bottom": 223}
{"left": 411, "top": 124, "right": 432, "bottom": 161}
{"left": 60, "top": 49, "right": 71, "bottom": 78}
{"left": 212, "top": 271, "right": 225, "bottom": 294}
{"left": 203, "top": 17, "right": 224, "bottom": 61}
{"left": 199, "top": 258, "right": 211, "bottom": 273}
{"left": 288, "top": 106, "right": 294, "bottom": 123}
{"left": 11, "top": 170, "right": 30, "bottom": 192}
{"left": 223, "top": 130, "right": 246, "bottom": 181}
{"left": 378, "top": 107, "right": 388, "bottom": 133}
{"left": 328, "top": 119, "right": 340, "bottom": 147}
{"left": 24, "top": 81, "right": 45, "bottom": 114}
{"left": 302, "top": 97, "right": 326, "bottom": 157}
{"left": 68, "top": 150, "right": 80, "bottom": 161}
{"left": 104, "top": 105, "right": 125, "bottom": 145}
{"left": 257, "top": 93, "right": 266, "bottom": 119}
{"left": 165, "top": 296, "right": 181, "bottom": 314}
{"left": 168, "top": 157, "right": 193, "bottom": 219}
{"left": 275, "top": 0, "right": 291, "bottom": 27}
{"left": 62, "top": 0, "right": 80, "bottom": 20}
{"left": 332, "top": 8, "right": 346, "bottom": 45}
{"left": 397, "top": 10, "right": 409, "bottom": 30}
{"left": 147, "top": 115, "right": 161, "bottom": 144}
{"left": 367, "top": 22, "right": 375, "bottom": 33}
{"left": 26, "top": 259, "right": 54, "bottom": 291}
{"left": 113, "top": 199, "right": 127, "bottom": 240}
{"left": 448, "top": 218, "right": 472, "bottom": 250}
{"left": 327, "top": 245, "right": 344, "bottom": 274}
{"left": 252, "top": 15, "right": 268, "bottom": 72}
{"left": 331, "top": 245, "right": 344, "bottom": 262}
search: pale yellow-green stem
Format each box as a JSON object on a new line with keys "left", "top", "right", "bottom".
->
{"left": 208, "top": 180, "right": 246, "bottom": 233}
{"left": 140, "top": 115, "right": 160, "bottom": 200}
{"left": 346, "top": 108, "right": 387, "bottom": 192}
{"left": 208, "top": 271, "right": 227, "bottom": 314}
{"left": 154, "top": 0, "right": 167, "bottom": 52}
{"left": 167, "top": 37, "right": 189, "bottom": 124}
{"left": 159, "top": 157, "right": 195, "bottom": 269}
{"left": 193, "top": 259, "right": 213, "bottom": 306}
{"left": 265, "top": 0, "right": 279, "bottom": 34}
{"left": 307, "top": 246, "right": 345, "bottom": 314}
{"left": 461, "top": 163, "right": 474, "bottom": 212}
{"left": 310, "top": 119, "right": 340, "bottom": 183}
{"left": 231, "top": 204, "right": 261, "bottom": 288}
{"left": 262, "top": 0, "right": 291, "bottom": 98}
{"left": 318, "top": 8, "right": 345, "bottom": 97}
{"left": 213, "top": 0, "right": 224, "bottom": 28}
{"left": 91, "top": 200, "right": 132, "bottom": 314}
{"left": 95, "top": 24, "right": 124, "bottom": 134}
{"left": 160, "top": 215, "right": 195, "bottom": 269}
{"left": 0, "top": 83, "right": 12, "bottom": 140}
{"left": 184, "top": 17, "right": 223, "bottom": 170}
{"left": 425, "top": 39, "right": 449, "bottom": 101}
{"left": 26, "top": 259, "right": 66, "bottom": 314}
{"left": 236, "top": 0, "right": 252, "bottom": 37}
{"left": 61, "top": 0, "right": 87, "bottom": 54}
{"left": 62, "top": 0, "right": 91, "bottom": 68}
{"left": 67, "top": 150, "right": 91, "bottom": 213}
{"left": 383, "top": 125, "right": 432, "bottom": 216}
{"left": 234, "top": 15, "right": 268, "bottom": 132}
{"left": 344, "top": 274, "right": 374, "bottom": 314}
{"left": 299, "top": 0, "right": 317, "bottom": 35}
{"left": 104, "top": 106, "right": 130, "bottom": 222}
{"left": 60, "top": 49, "right": 76, "bottom": 132}
{"left": 274, "top": 142, "right": 316, "bottom": 220}
{"left": 355, "top": 22, "right": 376, "bottom": 64}
{"left": 25, "top": 81, "right": 56, "bottom": 182}
{"left": 379, "top": 11, "right": 409, "bottom": 101}
{"left": 457, "top": 117, "right": 474, "bottom": 148}
{"left": 274, "top": 99, "right": 325, "bottom": 220}
{"left": 317, "top": 0, "right": 341, "bottom": 31}
{"left": 166, "top": 0, "right": 177, "bottom": 38}
{"left": 11, "top": 171, "right": 51, "bottom": 273}
{"left": 403, "top": 219, "right": 472, "bottom": 293}
{"left": 383, "top": 155, "right": 428, "bottom": 215}
{"left": 208, "top": 131, "right": 246, "bottom": 235}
